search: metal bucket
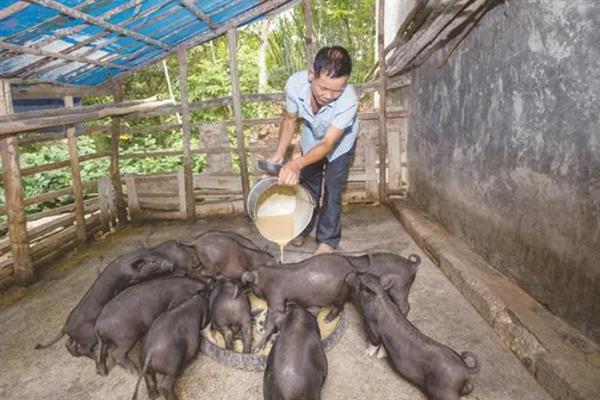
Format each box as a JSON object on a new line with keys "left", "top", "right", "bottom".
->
{"left": 247, "top": 177, "right": 314, "bottom": 244}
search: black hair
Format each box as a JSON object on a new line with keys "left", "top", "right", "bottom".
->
{"left": 313, "top": 46, "right": 352, "bottom": 78}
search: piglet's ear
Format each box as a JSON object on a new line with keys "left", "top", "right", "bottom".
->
{"left": 345, "top": 272, "right": 357, "bottom": 285}
{"left": 131, "top": 258, "right": 144, "bottom": 271}
{"left": 380, "top": 274, "right": 395, "bottom": 291}
{"left": 241, "top": 271, "right": 256, "bottom": 285}
{"left": 361, "top": 279, "right": 380, "bottom": 296}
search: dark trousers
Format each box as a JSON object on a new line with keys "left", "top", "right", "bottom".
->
{"left": 299, "top": 150, "right": 353, "bottom": 248}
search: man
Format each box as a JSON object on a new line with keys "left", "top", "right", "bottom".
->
{"left": 268, "top": 46, "right": 358, "bottom": 255}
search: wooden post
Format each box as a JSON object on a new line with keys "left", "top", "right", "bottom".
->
{"left": 64, "top": 95, "right": 86, "bottom": 248}
{"left": 98, "top": 176, "right": 111, "bottom": 232}
{"left": 177, "top": 168, "right": 189, "bottom": 219}
{"left": 177, "top": 45, "right": 195, "bottom": 220}
{"left": 228, "top": 28, "right": 250, "bottom": 213}
{"left": 0, "top": 80, "right": 33, "bottom": 284}
{"left": 303, "top": 0, "right": 315, "bottom": 66}
{"left": 110, "top": 80, "right": 128, "bottom": 225}
{"left": 377, "top": 0, "right": 388, "bottom": 202}
{"left": 124, "top": 174, "right": 140, "bottom": 219}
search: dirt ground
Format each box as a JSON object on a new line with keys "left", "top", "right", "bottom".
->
{"left": 0, "top": 205, "right": 552, "bottom": 399}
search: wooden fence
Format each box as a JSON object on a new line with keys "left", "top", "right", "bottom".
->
{"left": 0, "top": 0, "right": 410, "bottom": 290}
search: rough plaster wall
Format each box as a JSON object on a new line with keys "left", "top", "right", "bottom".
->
{"left": 407, "top": 0, "right": 600, "bottom": 342}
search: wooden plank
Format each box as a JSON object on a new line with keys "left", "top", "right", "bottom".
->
{"left": 10, "top": 82, "right": 111, "bottom": 100}
{"left": 110, "top": 80, "right": 128, "bottom": 226}
{"left": 0, "top": 80, "right": 33, "bottom": 284}
{"left": 303, "top": 0, "right": 315, "bottom": 65}
{"left": 24, "top": 180, "right": 97, "bottom": 207}
{"left": 177, "top": 45, "right": 195, "bottom": 219}
{"left": 0, "top": 40, "right": 128, "bottom": 70}
{"left": 0, "top": 2, "right": 30, "bottom": 19}
{"left": 7, "top": 1, "right": 144, "bottom": 79}
{"left": 26, "top": 197, "right": 97, "bottom": 222}
{"left": 0, "top": 98, "right": 174, "bottom": 137}
{"left": 201, "top": 123, "right": 231, "bottom": 173}
{"left": 377, "top": 0, "right": 387, "bottom": 202}
{"left": 125, "top": 174, "right": 140, "bottom": 220}
{"left": 177, "top": 168, "right": 189, "bottom": 218}
{"left": 134, "top": 210, "right": 185, "bottom": 220}
{"left": 98, "top": 176, "right": 111, "bottom": 232}
{"left": 64, "top": 96, "right": 86, "bottom": 248}
{"left": 181, "top": 0, "right": 219, "bottom": 31}
{"left": 228, "top": 28, "right": 250, "bottom": 214}
{"left": 27, "top": 214, "right": 76, "bottom": 243}
{"left": 19, "top": 151, "right": 110, "bottom": 178}
{"left": 31, "top": 0, "right": 169, "bottom": 50}
{"left": 195, "top": 199, "right": 245, "bottom": 219}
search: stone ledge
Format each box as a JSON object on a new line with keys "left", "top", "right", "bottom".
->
{"left": 387, "top": 199, "right": 600, "bottom": 400}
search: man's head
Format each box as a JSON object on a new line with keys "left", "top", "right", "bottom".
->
{"left": 308, "top": 46, "right": 352, "bottom": 107}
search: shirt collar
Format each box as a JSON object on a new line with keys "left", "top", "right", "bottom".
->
{"left": 299, "top": 82, "right": 336, "bottom": 116}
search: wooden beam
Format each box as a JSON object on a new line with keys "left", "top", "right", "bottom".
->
{"left": 177, "top": 45, "right": 195, "bottom": 219}
{"left": 64, "top": 96, "right": 87, "bottom": 248}
{"left": 12, "top": 0, "right": 169, "bottom": 80}
{"left": 377, "top": 0, "right": 387, "bottom": 201}
{"left": 5, "top": 0, "right": 143, "bottom": 78}
{"left": 0, "top": 98, "right": 173, "bottom": 137}
{"left": 24, "top": 180, "right": 97, "bottom": 207}
{"left": 386, "top": 0, "right": 478, "bottom": 76}
{"left": 31, "top": 0, "right": 170, "bottom": 50}
{"left": 10, "top": 82, "right": 111, "bottom": 100}
{"left": 180, "top": 0, "right": 219, "bottom": 31}
{"left": 18, "top": 152, "right": 110, "bottom": 178}
{"left": 0, "top": 80, "right": 33, "bottom": 285}
{"left": 0, "top": 40, "right": 129, "bottom": 71}
{"left": 228, "top": 28, "right": 250, "bottom": 214}
{"left": 303, "top": 0, "right": 315, "bottom": 65}
{"left": 0, "top": 2, "right": 30, "bottom": 20}
{"left": 110, "top": 81, "right": 128, "bottom": 226}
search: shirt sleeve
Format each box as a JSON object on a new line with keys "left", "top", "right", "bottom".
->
{"left": 331, "top": 85, "right": 358, "bottom": 130}
{"left": 284, "top": 76, "right": 299, "bottom": 114}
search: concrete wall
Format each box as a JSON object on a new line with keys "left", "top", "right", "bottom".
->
{"left": 406, "top": 0, "right": 600, "bottom": 342}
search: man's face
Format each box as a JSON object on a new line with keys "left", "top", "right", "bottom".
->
{"left": 308, "top": 67, "right": 349, "bottom": 107}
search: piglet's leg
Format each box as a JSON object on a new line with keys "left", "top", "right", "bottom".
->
{"left": 324, "top": 304, "right": 343, "bottom": 323}
{"left": 144, "top": 372, "right": 159, "bottom": 400}
{"left": 158, "top": 374, "right": 179, "bottom": 400}
{"left": 242, "top": 323, "right": 252, "bottom": 354}
{"left": 365, "top": 343, "right": 379, "bottom": 356}
{"left": 255, "top": 308, "right": 283, "bottom": 351}
{"left": 222, "top": 327, "right": 234, "bottom": 351}
{"left": 376, "top": 345, "right": 387, "bottom": 359}
{"left": 112, "top": 343, "right": 139, "bottom": 374}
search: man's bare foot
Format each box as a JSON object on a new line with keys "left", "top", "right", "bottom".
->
{"left": 314, "top": 243, "right": 334, "bottom": 255}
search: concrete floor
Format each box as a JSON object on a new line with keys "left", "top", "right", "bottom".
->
{"left": 0, "top": 205, "right": 552, "bottom": 400}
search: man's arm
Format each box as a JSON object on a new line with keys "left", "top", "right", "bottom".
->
{"left": 277, "top": 125, "right": 345, "bottom": 185}
{"left": 269, "top": 111, "right": 298, "bottom": 164}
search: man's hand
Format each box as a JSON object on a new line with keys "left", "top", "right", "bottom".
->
{"left": 268, "top": 154, "right": 284, "bottom": 165}
{"left": 278, "top": 160, "right": 302, "bottom": 185}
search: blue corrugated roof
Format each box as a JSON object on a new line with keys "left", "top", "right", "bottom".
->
{"left": 0, "top": 0, "right": 297, "bottom": 87}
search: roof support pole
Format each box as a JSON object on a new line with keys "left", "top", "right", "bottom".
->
{"left": 177, "top": 45, "right": 195, "bottom": 220}
{"left": 110, "top": 80, "right": 128, "bottom": 226}
{"left": 228, "top": 28, "right": 250, "bottom": 214}
{"left": 0, "top": 80, "right": 33, "bottom": 284}
{"left": 303, "top": 0, "right": 315, "bottom": 65}
{"left": 64, "top": 95, "right": 86, "bottom": 248}
{"left": 377, "top": 0, "right": 388, "bottom": 202}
